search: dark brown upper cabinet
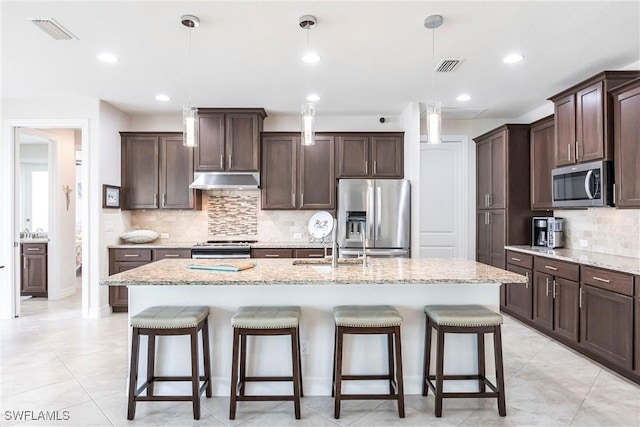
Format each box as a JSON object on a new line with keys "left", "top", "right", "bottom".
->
{"left": 336, "top": 133, "right": 403, "bottom": 178}
{"left": 611, "top": 77, "right": 640, "bottom": 208}
{"left": 549, "top": 71, "right": 640, "bottom": 167}
{"left": 121, "top": 132, "right": 200, "bottom": 210}
{"left": 195, "top": 108, "right": 267, "bottom": 172}
{"left": 261, "top": 133, "right": 335, "bottom": 210}
{"left": 530, "top": 115, "right": 555, "bottom": 211}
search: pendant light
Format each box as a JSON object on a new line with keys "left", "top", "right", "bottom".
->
{"left": 181, "top": 14, "right": 199, "bottom": 147}
{"left": 299, "top": 15, "right": 318, "bottom": 146}
{"left": 424, "top": 15, "right": 443, "bottom": 144}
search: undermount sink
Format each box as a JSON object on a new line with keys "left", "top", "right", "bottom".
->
{"left": 292, "top": 258, "right": 363, "bottom": 266}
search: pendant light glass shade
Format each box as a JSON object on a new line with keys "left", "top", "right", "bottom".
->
{"left": 426, "top": 102, "right": 442, "bottom": 144}
{"left": 183, "top": 106, "right": 199, "bottom": 148}
{"left": 301, "top": 102, "right": 315, "bottom": 146}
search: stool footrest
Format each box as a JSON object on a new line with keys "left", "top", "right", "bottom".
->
{"left": 243, "top": 376, "right": 295, "bottom": 382}
{"left": 425, "top": 375, "right": 500, "bottom": 396}
{"left": 235, "top": 395, "right": 296, "bottom": 402}
{"left": 340, "top": 394, "right": 401, "bottom": 401}
{"left": 341, "top": 374, "right": 393, "bottom": 381}
{"left": 136, "top": 395, "right": 198, "bottom": 402}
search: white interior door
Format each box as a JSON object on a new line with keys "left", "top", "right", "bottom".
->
{"left": 419, "top": 136, "right": 468, "bottom": 258}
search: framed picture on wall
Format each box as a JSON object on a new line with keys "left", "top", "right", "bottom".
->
{"left": 103, "top": 184, "right": 120, "bottom": 209}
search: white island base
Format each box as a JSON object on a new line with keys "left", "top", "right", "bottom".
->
{"left": 128, "top": 282, "right": 501, "bottom": 397}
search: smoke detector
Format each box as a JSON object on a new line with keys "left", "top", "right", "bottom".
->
{"left": 181, "top": 15, "right": 200, "bottom": 28}
{"left": 299, "top": 15, "right": 317, "bottom": 29}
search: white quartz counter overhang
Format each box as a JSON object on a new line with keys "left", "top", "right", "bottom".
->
{"left": 102, "top": 258, "right": 525, "bottom": 397}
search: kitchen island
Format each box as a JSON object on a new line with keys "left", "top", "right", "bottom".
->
{"left": 101, "top": 258, "right": 526, "bottom": 396}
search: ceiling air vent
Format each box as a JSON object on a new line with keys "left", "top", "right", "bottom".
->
{"left": 434, "top": 58, "right": 464, "bottom": 73}
{"left": 29, "top": 18, "right": 77, "bottom": 40}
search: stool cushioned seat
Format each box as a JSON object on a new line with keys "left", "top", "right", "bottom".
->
{"left": 231, "top": 306, "right": 301, "bottom": 329}
{"left": 131, "top": 306, "right": 210, "bottom": 329}
{"left": 423, "top": 305, "right": 502, "bottom": 327}
{"left": 333, "top": 305, "right": 403, "bottom": 327}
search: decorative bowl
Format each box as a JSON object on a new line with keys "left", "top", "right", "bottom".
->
{"left": 120, "top": 230, "right": 159, "bottom": 244}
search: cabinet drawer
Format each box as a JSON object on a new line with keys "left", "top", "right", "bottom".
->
{"left": 506, "top": 251, "right": 533, "bottom": 269}
{"left": 21, "top": 243, "right": 47, "bottom": 254}
{"left": 534, "top": 256, "right": 579, "bottom": 281}
{"left": 251, "top": 248, "right": 293, "bottom": 258}
{"left": 113, "top": 249, "right": 152, "bottom": 262}
{"left": 294, "top": 248, "right": 332, "bottom": 258}
{"left": 153, "top": 248, "right": 192, "bottom": 260}
{"left": 581, "top": 266, "right": 634, "bottom": 296}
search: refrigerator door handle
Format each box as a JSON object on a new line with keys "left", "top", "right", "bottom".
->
{"left": 367, "top": 186, "right": 375, "bottom": 241}
{"left": 376, "top": 186, "right": 382, "bottom": 240}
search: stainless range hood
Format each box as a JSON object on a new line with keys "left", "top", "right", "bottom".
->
{"left": 189, "top": 172, "right": 260, "bottom": 190}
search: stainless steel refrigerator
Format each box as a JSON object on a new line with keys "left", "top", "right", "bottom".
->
{"left": 337, "top": 179, "right": 411, "bottom": 257}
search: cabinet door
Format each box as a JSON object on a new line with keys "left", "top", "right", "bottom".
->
{"left": 371, "top": 135, "right": 403, "bottom": 178}
{"left": 580, "top": 285, "right": 633, "bottom": 369}
{"left": 554, "top": 94, "right": 576, "bottom": 166}
{"left": 489, "top": 131, "right": 506, "bottom": 209}
{"left": 294, "top": 248, "right": 331, "bottom": 258}
{"left": 159, "top": 135, "right": 195, "bottom": 209}
{"left": 553, "top": 277, "right": 580, "bottom": 342}
{"left": 506, "top": 265, "right": 532, "bottom": 320}
{"left": 530, "top": 117, "right": 555, "bottom": 210}
{"left": 576, "top": 82, "right": 604, "bottom": 162}
{"left": 261, "top": 135, "right": 297, "bottom": 209}
{"left": 153, "top": 249, "right": 192, "bottom": 260}
{"left": 532, "top": 271, "right": 553, "bottom": 332}
{"left": 299, "top": 135, "right": 335, "bottom": 209}
{"left": 226, "top": 113, "right": 260, "bottom": 171}
{"left": 614, "top": 83, "right": 640, "bottom": 207}
{"left": 336, "top": 136, "right": 369, "bottom": 177}
{"left": 476, "top": 138, "right": 492, "bottom": 209}
{"left": 475, "top": 211, "right": 490, "bottom": 265}
{"left": 251, "top": 248, "right": 294, "bottom": 258}
{"left": 122, "top": 135, "right": 159, "bottom": 209}
{"left": 196, "top": 112, "right": 225, "bottom": 171}
{"left": 488, "top": 210, "right": 506, "bottom": 269}
{"left": 21, "top": 254, "right": 47, "bottom": 296}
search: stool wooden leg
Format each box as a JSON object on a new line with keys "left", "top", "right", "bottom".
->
{"left": 333, "top": 326, "right": 344, "bottom": 419}
{"left": 422, "top": 317, "right": 432, "bottom": 396}
{"left": 493, "top": 326, "right": 507, "bottom": 416}
{"left": 229, "top": 328, "right": 240, "bottom": 420}
{"left": 393, "top": 326, "right": 405, "bottom": 418}
{"left": 477, "top": 332, "right": 486, "bottom": 393}
{"left": 331, "top": 326, "right": 337, "bottom": 398}
{"left": 190, "top": 329, "right": 201, "bottom": 420}
{"left": 387, "top": 332, "right": 395, "bottom": 395}
{"left": 296, "top": 327, "right": 304, "bottom": 397}
{"left": 127, "top": 328, "right": 141, "bottom": 420}
{"left": 146, "top": 334, "right": 155, "bottom": 397}
{"left": 239, "top": 333, "right": 247, "bottom": 397}
{"left": 290, "top": 328, "right": 301, "bottom": 420}
{"left": 202, "top": 318, "right": 213, "bottom": 398}
{"left": 434, "top": 327, "right": 445, "bottom": 418}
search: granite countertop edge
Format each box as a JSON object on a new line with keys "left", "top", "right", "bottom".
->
{"left": 505, "top": 245, "right": 640, "bottom": 275}
{"left": 108, "top": 241, "right": 332, "bottom": 249}
{"left": 101, "top": 278, "right": 516, "bottom": 287}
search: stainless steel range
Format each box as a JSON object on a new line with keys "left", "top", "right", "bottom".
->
{"left": 191, "top": 241, "right": 254, "bottom": 259}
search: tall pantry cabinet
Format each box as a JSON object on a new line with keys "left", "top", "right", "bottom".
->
{"left": 474, "top": 124, "right": 533, "bottom": 270}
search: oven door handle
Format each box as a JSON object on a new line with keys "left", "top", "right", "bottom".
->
{"left": 584, "top": 170, "right": 594, "bottom": 199}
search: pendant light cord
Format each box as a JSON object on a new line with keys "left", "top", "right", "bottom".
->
{"left": 188, "top": 28, "right": 193, "bottom": 108}
{"left": 431, "top": 28, "right": 435, "bottom": 104}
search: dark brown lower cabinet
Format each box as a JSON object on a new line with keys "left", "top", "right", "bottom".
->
{"left": 505, "top": 264, "right": 532, "bottom": 319}
{"left": 532, "top": 271, "right": 579, "bottom": 342}
{"left": 532, "top": 271, "right": 554, "bottom": 331}
{"left": 108, "top": 261, "right": 147, "bottom": 312}
{"left": 21, "top": 243, "right": 48, "bottom": 297}
{"left": 580, "top": 285, "right": 634, "bottom": 370}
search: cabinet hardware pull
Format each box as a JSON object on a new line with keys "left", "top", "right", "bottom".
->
{"left": 264, "top": 254, "right": 280, "bottom": 258}
{"left": 23, "top": 257, "right": 27, "bottom": 269}
{"left": 164, "top": 254, "right": 180, "bottom": 258}
{"left": 568, "top": 143, "right": 571, "bottom": 161}
{"left": 552, "top": 279, "right": 557, "bottom": 299}
{"left": 229, "top": 154, "right": 232, "bottom": 168}
{"left": 365, "top": 160, "right": 368, "bottom": 174}
{"left": 487, "top": 212, "right": 491, "bottom": 225}
{"left": 525, "top": 271, "right": 529, "bottom": 288}
{"left": 576, "top": 141, "right": 580, "bottom": 159}
{"left": 154, "top": 193, "right": 158, "bottom": 208}
{"left": 484, "top": 194, "right": 488, "bottom": 208}
{"left": 511, "top": 257, "right": 521, "bottom": 262}
{"left": 374, "top": 160, "right": 377, "bottom": 175}
{"left": 124, "top": 254, "right": 140, "bottom": 257}
{"left": 163, "top": 193, "right": 167, "bottom": 207}
{"left": 592, "top": 276, "right": 610, "bottom": 283}
{"left": 291, "top": 193, "right": 295, "bottom": 207}
{"left": 308, "top": 254, "right": 323, "bottom": 258}
{"left": 488, "top": 193, "right": 492, "bottom": 207}
{"left": 545, "top": 278, "right": 549, "bottom": 296}
{"left": 579, "top": 289, "right": 583, "bottom": 308}
{"left": 544, "top": 265, "right": 558, "bottom": 271}
{"left": 26, "top": 248, "right": 40, "bottom": 251}
{"left": 220, "top": 155, "right": 224, "bottom": 168}
{"left": 301, "top": 193, "right": 304, "bottom": 206}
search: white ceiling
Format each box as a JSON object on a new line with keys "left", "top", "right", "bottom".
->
{"left": 2, "top": 1, "right": 639, "bottom": 119}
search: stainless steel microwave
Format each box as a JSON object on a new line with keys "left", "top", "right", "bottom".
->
{"left": 552, "top": 160, "right": 613, "bottom": 208}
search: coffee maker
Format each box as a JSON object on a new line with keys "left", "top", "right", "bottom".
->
{"left": 546, "top": 217, "right": 564, "bottom": 249}
{"left": 532, "top": 217, "right": 549, "bottom": 247}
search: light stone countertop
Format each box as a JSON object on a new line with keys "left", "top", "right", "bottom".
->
{"left": 101, "top": 258, "right": 527, "bottom": 287}
{"left": 108, "top": 241, "right": 332, "bottom": 249}
{"left": 20, "top": 238, "right": 49, "bottom": 244}
{"left": 505, "top": 245, "right": 640, "bottom": 275}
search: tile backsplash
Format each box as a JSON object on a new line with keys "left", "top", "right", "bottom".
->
{"left": 128, "top": 190, "right": 324, "bottom": 243}
{"left": 555, "top": 208, "right": 640, "bottom": 258}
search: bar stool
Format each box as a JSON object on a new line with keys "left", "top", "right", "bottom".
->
{"left": 127, "top": 305, "right": 212, "bottom": 420}
{"left": 229, "top": 306, "right": 303, "bottom": 420}
{"left": 332, "top": 305, "right": 405, "bottom": 419}
{"left": 422, "top": 304, "right": 506, "bottom": 417}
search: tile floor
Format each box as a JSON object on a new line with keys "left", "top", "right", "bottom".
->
{"left": 1, "top": 290, "right": 639, "bottom": 427}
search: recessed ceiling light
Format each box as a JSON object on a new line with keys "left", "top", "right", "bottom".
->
{"left": 503, "top": 53, "right": 524, "bottom": 64}
{"left": 306, "top": 93, "right": 320, "bottom": 102}
{"left": 155, "top": 94, "right": 170, "bottom": 102}
{"left": 97, "top": 52, "right": 119, "bottom": 63}
{"left": 302, "top": 52, "right": 320, "bottom": 63}
{"left": 456, "top": 94, "right": 471, "bottom": 102}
